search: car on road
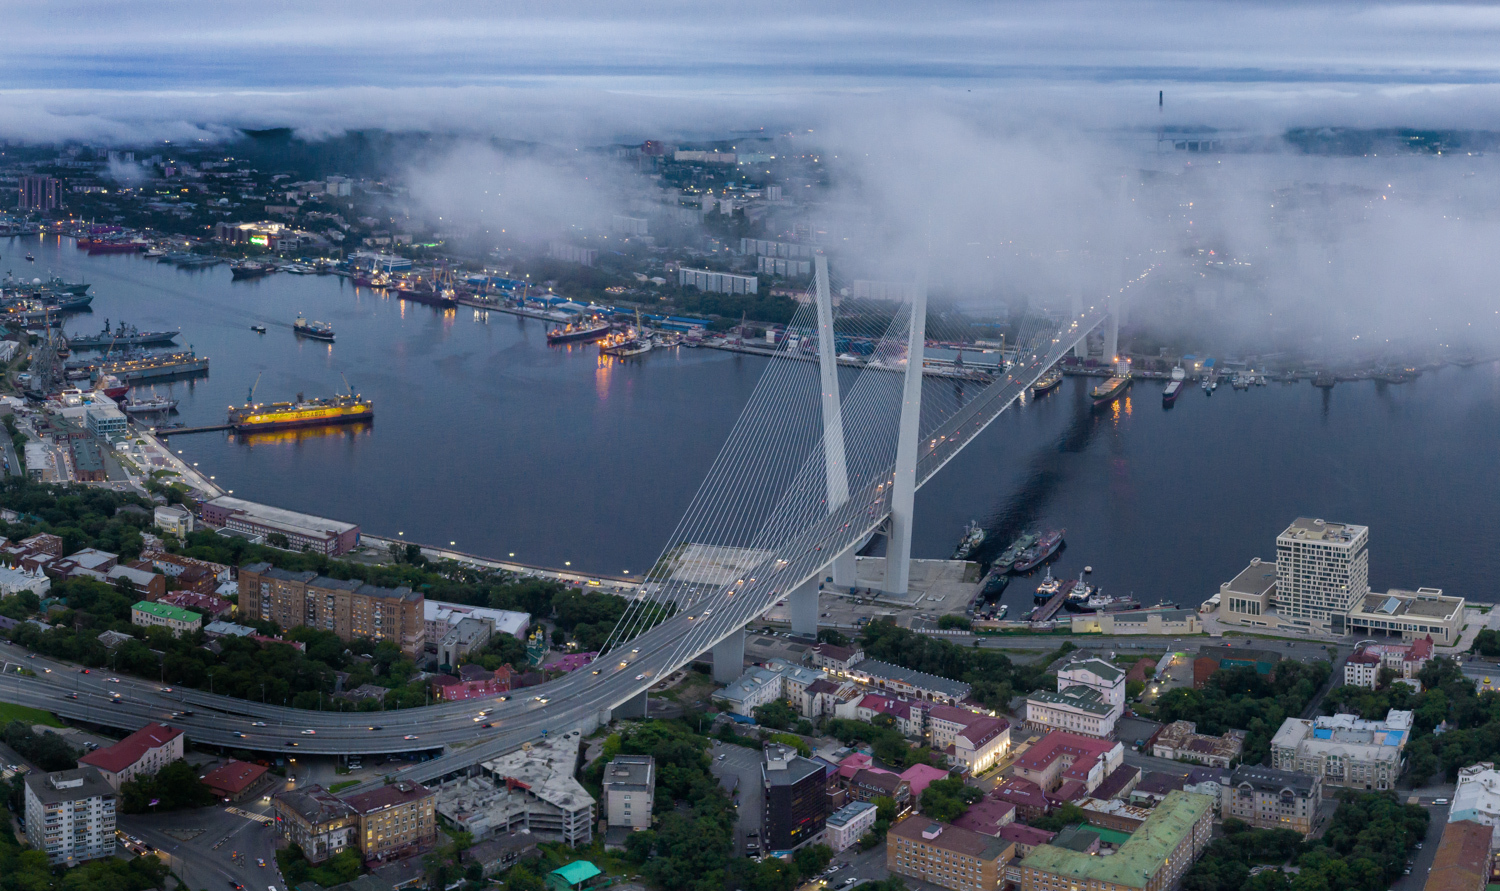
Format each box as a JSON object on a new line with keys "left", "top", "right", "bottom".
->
{"left": 251, "top": 721, "right": 267, "bottom": 727}
{"left": 79, "top": 668, "right": 89, "bottom": 674}
{"left": 257, "top": 859, "right": 265, "bottom": 867}
{"left": 234, "top": 732, "right": 246, "bottom": 738}
{"left": 481, "top": 722, "right": 494, "bottom": 729}
{"left": 285, "top": 741, "right": 298, "bottom": 747}
{"left": 106, "top": 677, "right": 121, "bottom": 683}
{"left": 635, "top": 674, "right": 646, "bottom": 681}
{"left": 1434, "top": 798, "right": 1450, "bottom": 805}
{"left": 404, "top": 735, "right": 419, "bottom": 740}
{"left": 841, "top": 879, "right": 856, "bottom": 887}
{"left": 160, "top": 687, "right": 172, "bottom": 692}
{"left": 229, "top": 883, "right": 244, "bottom": 891}
{"left": 66, "top": 692, "right": 78, "bottom": 699}
{"left": 301, "top": 729, "right": 316, "bottom": 735}
{"left": 368, "top": 726, "right": 382, "bottom": 731}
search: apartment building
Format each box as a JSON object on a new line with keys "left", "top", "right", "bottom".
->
{"left": 950, "top": 717, "right": 1011, "bottom": 774}
{"left": 1011, "top": 732, "right": 1124, "bottom": 796}
{"left": 273, "top": 785, "right": 357, "bottom": 863}
{"left": 1345, "top": 636, "right": 1435, "bottom": 688}
{"left": 602, "top": 756, "right": 655, "bottom": 830}
{"left": 24, "top": 768, "right": 116, "bottom": 866}
{"left": 826, "top": 801, "right": 878, "bottom": 852}
{"left": 1020, "top": 791, "right": 1213, "bottom": 891}
{"left": 1271, "top": 709, "right": 1412, "bottom": 791}
{"left": 238, "top": 563, "right": 424, "bottom": 656}
{"left": 1221, "top": 765, "right": 1322, "bottom": 835}
{"left": 130, "top": 600, "right": 201, "bottom": 637}
{"left": 202, "top": 496, "right": 359, "bottom": 556}
{"left": 344, "top": 781, "right": 437, "bottom": 864}
{"left": 1025, "top": 658, "right": 1125, "bottom": 739}
{"left": 1275, "top": 518, "right": 1369, "bottom": 632}
{"left": 888, "top": 818, "right": 1014, "bottom": 891}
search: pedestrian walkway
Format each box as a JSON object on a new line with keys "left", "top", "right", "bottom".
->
{"left": 225, "top": 806, "right": 273, "bottom": 824}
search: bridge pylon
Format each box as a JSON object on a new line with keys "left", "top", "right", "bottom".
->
{"left": 884, "top": 270, "right": 927, "bottom": 597}
{"left": 814, "top": 253, "right": 855, "bottom": 588}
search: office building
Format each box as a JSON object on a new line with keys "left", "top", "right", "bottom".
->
{"left": 18, "top": 175, "right": 58, "bottom": 212}
{"left": 238, "top": 563, "right": 424, "bottom": 656}
{"left": 424, "top": 600, "right": 529, "bottom": 645}
{"left": 1344, "top": 589, "right": 1465, "bottom": 646}
{"left": 547, "top": 243, "right": 597, "bottom": 266}
{"left": 1424, "top": 820, "right": 1494, "bottom": 891}
{"left": 806, "top": 642, "right": 865, "bottom": 672}
{"left": 201, "top": 760, "right": 269, "bottom": 802}
{"left": 1220, "top": 765, "right": 1321, "bottom": 835}
{"left": 948, "top": 716, "right": 1011, "bottom": 774}
{"left": 1270, "top": 709, "right": 1412, "bottom": 791}
{"left": 762, "top": 743, "right": 828, "bottom": 853}
{"left": 602, "top": 756, "right": 654, "bottom": 829}
{"left": 1150, "top": 721, "right": 1243, "bottom": 768}
{"left": 825, "top": 800, "right": 878, "bottom": 852}
{"left": 154, "top": 505, "right": 195, "bottom": 537}
{"left": 678, "top": 267, "right": 758, "bottom": 295}
{"left": 79, "top": 722, "right": 185, "bottom": 790}
{"left": 888, "top": 817, "right": 1013, "bottom": 891}
{"left": 130, "top": 600, "right": 199, "bottom": 637}
{"left": 84, "top": 403, "right": 128, "bottom": 441}
{"left": 273, "top": 785, "right": 357, "bottom": 863}
{"left": 344, "top": 781, "right": 436, "bottom": 864}
{"left": 844, "top": 659, "right": 971, "bottom": 704}
{"left": 1275, "top": 518, "right": 1369, "bottom": 631}
{"left": 1019, "top": 791, "right": 1213, "bottom": 891}
{"left": 204, "top": 496, "right": 359, "bottom": 556}
{"left": 23, "top": 767, "right": 116, "bottom": 865}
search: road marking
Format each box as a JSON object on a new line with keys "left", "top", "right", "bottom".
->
{"left": 226, "top": 807, "right": 273, "bottom": 824}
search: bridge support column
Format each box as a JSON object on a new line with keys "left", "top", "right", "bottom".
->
{"left": 885, "top": 271, "right": 927, "bottom": 597}
{"left": 1070, "top": 286, "right": 1086, "bottom": 359}
{"left": 789, "top": 578, "right": 820, "bottom": 639}
{"left": 831, "top": 544, "right": 857, "bottom": 589}
{"left": 1105, "top": 294, "right": 1120, "bottom": 362}
{"left": 814, "top": 252, "right": 853, "bottom": 589}
{"left": 621, "top": 690, "right": 649, "bottom": 719}
{"left": 711, "top": 628, "right": 746, "bottom": 684}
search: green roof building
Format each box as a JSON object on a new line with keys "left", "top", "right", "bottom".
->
{"left": 546, "top": 861, "right": 601, "bottom": 891}
{"left": 130, "top": 600, "right": 202, "bottom": 637}
{"left": 1019, "top": 791, "right": 1214, "bottom": 891}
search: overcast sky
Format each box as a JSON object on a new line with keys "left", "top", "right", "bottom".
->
{"left": 7, "top": 1, "right": 1500, "bottom": 143}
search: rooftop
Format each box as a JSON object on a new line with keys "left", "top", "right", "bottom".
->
{"left": 25, "top": 767, "right": 114, "bottom": 804}
{"left": 201, "top": 760, "right": 268, "bottom": 795}
{"left": 1279, "top": 517, "right": 1366, "bottom": 545}
{"left": 889, "top": 817, "right": 1011, "bottom": 861}
{"left": 1021, "top": 791, "right": 1214, "bottom": 889}
{"left": 210, "top": 495, "right": 357, "bottom": 535}
{"left": 132, "top": 600, "right": 199, "bottom": 624}
{"left": 1015, "top": 731, "right": 1118, "bottom": 776}
{"left": 1061, "top": 658, "right": 1125, "bottom": 683}
{"left": 1228, "top": 764, "right": 1319, "bottom": 797}
{"left": 602, "top": 755, "right": 654, "bottom": 790}
{"left": 1427, "top": 820, "right": 1494, "bottom": 891}
{"left": 342, "top": 780, "right": 431, "bottom": 815}
{"left": 79, "top": 722, "right": 183, "bottom": 774}
{"left": 1028, "top": 685, "right": 1115, "bottom": 716}
{"left": 827, "top": 800, "right": 877, "bottom": 829}
{"left": 851, "top": 658, "right": 971, "bottom": 699}
{"left": 1224, "top": 560, "right": 1278, "bottom": 597}
{"left": 479, "top": 733, "right": 594, "bottom": 814}
{"left": 274, "top": 785, "right": 356, "bottom": 825}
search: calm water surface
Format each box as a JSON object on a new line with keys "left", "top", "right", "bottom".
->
{"left": 15, "top": 235, "right": 1500, "bottom": 605}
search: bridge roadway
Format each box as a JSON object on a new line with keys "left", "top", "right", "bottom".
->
{"left": 0, "top": 309, "right": 1108, "bottom": 794}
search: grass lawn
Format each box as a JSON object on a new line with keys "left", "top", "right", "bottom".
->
{"left": 328, "top": 780, "right": 360, "bottom": 794}
{"left": 0, "top": 701, "right": 62, "bottom": 728}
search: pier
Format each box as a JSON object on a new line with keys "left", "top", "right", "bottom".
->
{"left": 151, "top": 424, "right": 233, "bottom": 436}
{"left": 1032, "top": 584, "right": 1070, "bottom": 622}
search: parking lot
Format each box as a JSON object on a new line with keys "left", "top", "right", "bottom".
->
{"left": 709, "top": 739, "right": 765, "bottom": 856}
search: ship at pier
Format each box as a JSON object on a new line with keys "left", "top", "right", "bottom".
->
{"left": 548, "top": 316, "right": 611, "bottom": 344}
{"left": 70, "top": 320, "right": 180, "bottom": 349}
{"left": 1091, "top": 358, "right": 1132, "bottom": 408}
{"left": 228, "top": 391, "right": 373, "bottom": 432}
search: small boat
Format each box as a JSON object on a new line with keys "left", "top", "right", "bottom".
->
{"left": 23, "top": 254, "right": 34, "bottom": 262}
{"left": 1034, "top": 568, "right": 1062, "bottom": 602}
{"left": 230, "top": 260, "right": 273, "bottom": 280}
{"left": 1031, "top": 366, "right": 1063, "bottom": 396}
{"left": 1162, "top": 365, "right": 1186, "bottom": 406}
{"left": 1065, "top": 572, "right": 1096, "bottom": 604}
{"left": 1232, "top": 372, "right": 1252, "bottom": 390}
{"left": 981, "top": 568, "right": 1010, "bottom": 598}
{"left": 996, "top": 604, "right": 1008, "bottom": 620}
{"left": 1013, "top": 529, "right": 1064, "bottom": 573}
{"left": 251, "top": 325, "right": 267, "bottom": 334}
{"left": 953, "top": 520, "right": 986, "bottom": 560}
{"left": 293, "top": 314, "right": 335, "bottom": 342}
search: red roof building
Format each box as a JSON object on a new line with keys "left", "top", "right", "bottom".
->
{"left": 992, "top": 777, "right": 1051, "bottom": 822}
{"left": 431, "top": 666, "right": 513, "bottom": 702}
{"left": 159, "top": 589, "right": 234, "bottom": 617}
{"left": 78, "top": 722, "right": 185, "bottom": 790}
{"left": 201, "top": 760, "right": 269, "bottom": 801}
{"left": 1011, "top": 731, "right": 1123, "bottom": 795}
{"left": 951, "top": 797, "right": 1017, "bottom": 836}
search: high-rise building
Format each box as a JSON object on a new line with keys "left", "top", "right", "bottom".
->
{"left": 761, "top": 743, "right": 827, "bottom": 853}
{"left": 24, "top": 767, "right": 117, "bottom": 865}
{"left": 1275, "top": 518, "right": 1369, "bottom": 632}
{"left": 18, "top": 175, "right": 58, "bottom": 212}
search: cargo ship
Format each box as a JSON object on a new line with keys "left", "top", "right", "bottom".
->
{"left": 70, "top": 320, "right": 179, "bottom": 349}
{"left": 1162, "top": 366, "right": 1186, "bottom": 406}
{"left": 1011, "top": 528, "right": 1064, "bottom": 573}
{"left": 600, "top": 310, "right": 652, "bottom": 357}
{"left": 392, "top": 283, "right": 457, "bottom": 309}
{"left": 228, "top": 392, "right": 373, "bottom": 432}
{"left": 547, "top": 316, "right": 611, "bottom": 344}
{"left": 1030, "top": 366, "right": 1063, "bottom": 396}
{"left": 101, "top": 350, "right": 209, "bottom": 382}
{"left": 1091, "top": 360, "right": 1132, "bottom": 407}
{"left": 294, "top": 314, "right": 335, "bottom": 342}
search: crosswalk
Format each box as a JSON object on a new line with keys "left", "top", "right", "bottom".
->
{"left": 226, "top": 806, "right": 273, "bottom": 824}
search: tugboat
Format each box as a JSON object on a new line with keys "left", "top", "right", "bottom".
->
{"left": 1073, "top": 589, "right": 1142, "bottom": 613}
{"left": 1162, "top": 365, "right": 1186, "bottom": 406}
{"left": 1064, "top": 572, "right": 1096, "bottom": 605}
{"left": 230, "top": 260, "right": 273, "bottom": 280}
{"left": 121, "top": 389, "right": 178, "bottom": 414}
{"left": 293, "top": 314, "right": 335, "bottom": 342}
{"left": 1091, "top": 359, "right": 1132, "bottom": 408}
{"left": 250, "top": 325, "right": 267, "bottom": 334}
{"left": 23, "top": 253, "right": 34, "bottom": 262}
{"left": 1031, "top": 365, "right": 1063, "bottom": 396}
{"left": 1033, "top": 568, "right": 1062, "bottom": 602}
{"left": 547, "top": 315, "right": 611, "bottom": 344}
{"left": 953, "top": 520, "right": 986, "bottom": 560}
{"left": 1012, "top": 528, "right": 1064, "bottom": 573}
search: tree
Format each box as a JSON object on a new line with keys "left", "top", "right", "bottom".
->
{"left": 818, "top": 629, "right": 850, "bottom": 647}
{"left": 753, "top": 700, "right": 798, "bottom": 730}
{"left": 920, "top": 778, "right": 982, "bottom": 822}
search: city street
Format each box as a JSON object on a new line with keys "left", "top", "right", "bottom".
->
{"left": 122, "top": 799, "right": 284, "bottom": 891}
